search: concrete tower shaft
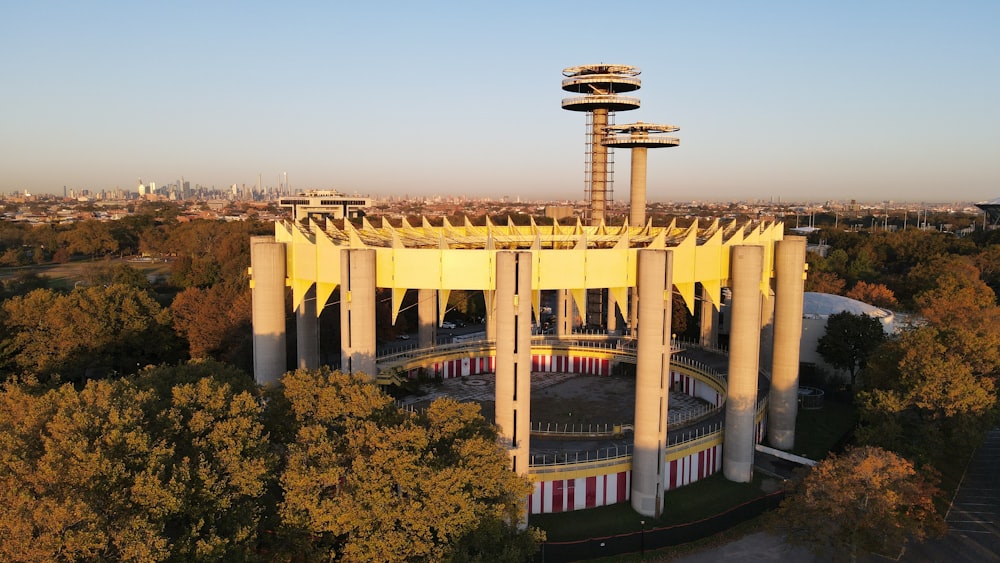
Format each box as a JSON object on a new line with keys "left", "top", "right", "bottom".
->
{"left": 562, "top": 64, "right": 641, "bottom": 226}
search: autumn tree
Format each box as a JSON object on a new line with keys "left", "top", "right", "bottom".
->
{"left": 159, "top": 219, "right": 268, "bottom": 289}
{"left": 0, "top": 361, "right": 272, "bottom": 562}
{"left": 974, "top": 244, "right": 1000, "bottom": 298}
{"left": 58, "top": 219, "right": 119, "bottom": 257}
{"left": 816, "top": 311, "right": 886, "bottom": 387}
{"left": 171, "top": 283, "right": 253, "bottom": 369}
{"left": 771, "top": 446, "right": 946, "bottom": 561}
{"left": 846, "top": 281, "right": 898, "bottom": 309}
{"left": 276, "top": 367, "right": 541, "bottom": 562}
{"left": 804, "top": 270, "right": 846, "bottom": 295}
{"left": 0, "top": 285, "right": 183, "bottom": 383}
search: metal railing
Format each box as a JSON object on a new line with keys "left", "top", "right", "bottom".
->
{"left": 668, "top": 422, "right": 723, "bottom": 448}
{"left": 530, "top": 422, "right": 631, "bottom": 437}
{"left": 530, "top": 443, "right": 634, "bottom": 468}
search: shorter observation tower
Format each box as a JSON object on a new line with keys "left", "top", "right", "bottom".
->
{"left": 603, "top": 122, "right": 680, "bottom": 226}
{"left": 562, "top": 64, "right": 641, "bottom": 225}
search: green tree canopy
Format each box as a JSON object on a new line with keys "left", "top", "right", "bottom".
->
{"left": 816, "top": 311, "right": 887, "bottom": 386}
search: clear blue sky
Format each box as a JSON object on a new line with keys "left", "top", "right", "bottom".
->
{"left": 2, "top": 1, "right": 998, "bottom": 203}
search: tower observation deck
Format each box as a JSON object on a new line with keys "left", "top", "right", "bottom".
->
{"left": 562, "top": 64, "right": 642, "bottom": 225}
{"left": 603, "top": 122, "right": 681, "bottom": 226}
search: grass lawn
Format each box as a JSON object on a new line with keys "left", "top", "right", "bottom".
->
{"left": 1, "top": 258, "right": 173, "bottom": 291}
{"left": 531, "top": 474, "right": 771, "bottom": 542}
{"left": 793, "top": 399, "right": 859, "bottom": 460}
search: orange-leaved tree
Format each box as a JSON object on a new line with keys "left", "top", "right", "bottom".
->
{"left": 772, "top": 446, "right": 945, "bottom": 561}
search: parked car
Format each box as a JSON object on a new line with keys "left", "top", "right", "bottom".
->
{"left": 440, "top": 321, "right": 456, "bottom": 329}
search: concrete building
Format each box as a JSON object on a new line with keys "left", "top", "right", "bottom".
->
{"left": 250, "top": 216, "right": 807, "bottom": 518}
{"left": 249, "top": 64, "right": 808, "bottom": 521}
{"left": 278, "top": 189, "right": 372, "bottom": 221}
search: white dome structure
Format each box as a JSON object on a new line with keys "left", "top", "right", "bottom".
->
{"left": 800, "top": 292, "right": 896, "bottom": 378}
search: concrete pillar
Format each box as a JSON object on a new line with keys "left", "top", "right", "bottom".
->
{"left": 606, "top": 290, "right": 618, "bottom": 334}
{"left": 590, "top": 108, "right": 608, "bottom": 225}
{"left": 632, "top": 249, "right": 672, "bottom": 518}
{"left": 699, "top": 285, "right": 719, "bottom": 348}
{"left": 768, "top": 237, "right": 807, "bottom": 450}
{"left": 494, "top": 251, "right": 532, "bottom": 480}
{"left": 340, "top": 249, "right": 376, "bottom": 378}
{"left": 556, "top": 289, "right": 572, "bottom": 337}
{"left": 251, "top": 236, "right": 287, "bottom": 385}
{"left": 723, "top": 245, "right": 763, "bottom": 483}
{"left": 629, "top": 146, "right": 648, "bottom": 227}
{"left": 759, "top": 290, "right": 775, "bottom": 373}
{"left": 418, "top": 288, "right": 437, "bottom": 348}
{"left": 296, "top": 284, "right": 319, "bottom": 369}
{"left": 629, "top": 288, "right": 639, "bottom": 338}
{"left": 484, "top": 290, "right": 496, "bottom": 341}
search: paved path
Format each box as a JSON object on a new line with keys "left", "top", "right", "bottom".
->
{"left": 671, "top": 532, "right": 824, "bottom": 562}
{"left": 902, "top": 427, "right": 1000, "bottom": 561}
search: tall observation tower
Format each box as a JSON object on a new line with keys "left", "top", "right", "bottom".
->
{"left": 562, "top": 64, "right": 641, "bottom": 225}
{"left": 603, "top": 122, "right": 680, "bottom": 226}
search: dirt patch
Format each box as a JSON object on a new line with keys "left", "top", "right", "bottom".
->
{"left": 529, "top": 374, "right": 637, "bottom": 426}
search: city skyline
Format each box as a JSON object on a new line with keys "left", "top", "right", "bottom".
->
{"left": 2, "top": 2, "right": 998, "bottom": 203}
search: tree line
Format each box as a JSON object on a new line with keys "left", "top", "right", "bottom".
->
{"left": 0, "top": 210, "right": 543, "bottom": 560}
{"left": 775, "top": 226, "right": 1000, "bottom": 557}
{"left": 0, "top": 363, "right": 540, "bottom": 561}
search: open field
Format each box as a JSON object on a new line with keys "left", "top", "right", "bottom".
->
{"left": 0, "top": 258, "right": 173, "bottom": 291}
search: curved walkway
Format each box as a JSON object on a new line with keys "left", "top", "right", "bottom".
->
{"left": 397, "top": 349, "right": 742, "bottom": 459}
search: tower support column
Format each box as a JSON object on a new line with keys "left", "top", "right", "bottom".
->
{"left": 590, "top": 108, "right": 609, "bottom": 225}
{"left": 768, "top": 237, "right": 807, "bottom": 449}
{"left": 724, "top": 245, "right": 763, "bottom": 483}
{"left": 251, "top": 236, "right": 287, "bottom": 385}
{"left": 632, "top": 249, "right": 672, "bottom": 518}
{"left": 296, "top": 284, "right": 319, "bottom": 369}
{"left": 699, "top": 285, "right": 719, "bottom": 348}
{"left": 629, "top": 146, "right": 648, "bottom": 226}
{"left": 759, "top": 290, "right": 776, "bottom": 373}
{"left": 606, "top": 289, "right": 618, "bottom": 334}
{"left": 556, "top": 289, "right": 572, "bottom": 337}
{"left": 340, "top": 249, "right": 376, "bottom": 378}
{"left": 494, "top": 252, "right": 533, "bottom": 478}
{"left": 417, "top": 288, "right": 437, "bottom": 348}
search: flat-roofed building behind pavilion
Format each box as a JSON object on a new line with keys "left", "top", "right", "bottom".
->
{"left": 279, "top": 190, "right": 371, "bottom": 221}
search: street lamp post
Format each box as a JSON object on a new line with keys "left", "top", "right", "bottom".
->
{"left": 640, "top": 519, "right": 645, "bottom": 556}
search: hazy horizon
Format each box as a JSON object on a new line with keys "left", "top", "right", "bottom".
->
{"left": 2, "top": 2, "right": 998, "bottom": 203}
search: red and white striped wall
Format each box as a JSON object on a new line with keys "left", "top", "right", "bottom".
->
{"left": 407, "top": 356, "right": 496, "bottom": 379}
{"left": 755, "top": 411, "right": 767, "bottom": 444}
{"left": 532, "top": 354, "right": 610, "bottom": 376}
{"left": 530, "top": 471, "right": 630, "bottom": 514}
{"left": 670, "top": 370, "right": 722, "bottom": 407}
{"left": 407, "top": 353, "right": 612, "bottom": 379}
{"left": 665, "top": 444, "right": 723, "bottom": 490}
